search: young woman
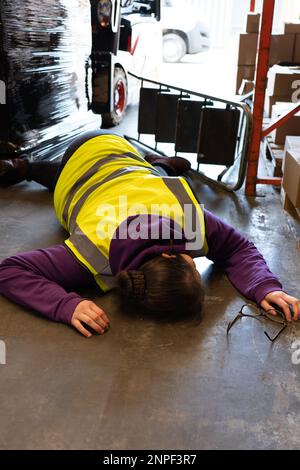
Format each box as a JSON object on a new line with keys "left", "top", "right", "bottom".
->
{"left": 0, "top": 131, "right": 299, "bottom": 337}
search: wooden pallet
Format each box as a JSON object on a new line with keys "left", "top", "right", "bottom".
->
{"left": 264, "top": 135, "right": 284, "bottom": 177}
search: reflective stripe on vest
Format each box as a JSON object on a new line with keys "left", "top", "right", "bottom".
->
{"left": 62, "top": 152, "right": 158, "bottom": 225}
{"left": 162, "top": 177, "right": 205, "bottom": 257}
{"left": 68, "top": 165, "right": 161, "bottom": 232}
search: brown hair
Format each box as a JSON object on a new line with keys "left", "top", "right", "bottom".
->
{"left": 116, "top": 254, "right": 204, "bottom": 322}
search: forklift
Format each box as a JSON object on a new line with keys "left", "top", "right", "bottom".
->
{"left": 90, "top": 0, "right": 161, "bottom": 126}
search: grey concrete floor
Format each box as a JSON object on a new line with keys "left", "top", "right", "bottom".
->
{"left": 1, "top": 111, "right": 300, "bottom": 450}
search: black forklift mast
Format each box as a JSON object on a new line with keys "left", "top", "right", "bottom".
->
{"left": 90, "top": 0, "right": 122, "bottom": 115}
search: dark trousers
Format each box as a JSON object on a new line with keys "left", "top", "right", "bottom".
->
{"left": 27, "top": 131, "right": 168, "bottom": 192}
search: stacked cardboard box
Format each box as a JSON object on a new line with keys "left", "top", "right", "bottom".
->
{"left": 236, "top": 64, "right": 256, "bottom": 94}
{"left": 284, "top": 23, "right": 300, "bottom": 34}
{"left": 293, "top": 36, "right": 300, "bottom": 62}
{"left": 269, "top": 34, "right": 294, "bottom": 66}
{"left": 237, "top": 34, "right": 258, "bottom": 66}
{"left": 284, "top": 135, "right": 300, "bottom": 152}
{"left": 236, "top": 13, "right": 260, "bottom": 93}
{"left": 284, "top": 22, "right": 300, "bottom": 63}
{"left": 236, "top": 16, "right": 300, "bottom": 96}
{"left": 266, "top": 23, "right": 300, "bottom": 215}
{"left": 265, "top": 95, "right": 290, "bottom": 117}
{"left": 282, "top": 136, "right": 300, "bottom": 172}
{"left": 238, "top": 79, "right": 254, "bottom": 95}
{"left": 264, "top": 65, "right": 300, "bottom": 116}
{"left": 282, "top": 150, "right": 300, "bottom": 212}
{"left": 271, "top": 103, "right": 300, "bottom": 145}
{"left": 281, "top": 132, "right": 300, "bottom": 217}
{"left": 246, "top": 13, "right": 261, "bottom": 34}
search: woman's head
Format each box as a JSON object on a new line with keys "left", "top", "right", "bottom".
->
{"left": 116, "top": 253, "right": 204, "bottom": 322}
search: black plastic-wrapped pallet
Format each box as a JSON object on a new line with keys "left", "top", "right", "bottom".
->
{"left": 0, "top": 0, "right": 100, "bottom": 160}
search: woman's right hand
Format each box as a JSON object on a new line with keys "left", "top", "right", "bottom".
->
{"left": 71, "top": 300, "right": 110, "bottom": 338}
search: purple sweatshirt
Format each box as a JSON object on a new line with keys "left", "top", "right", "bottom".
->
{"left": 0, "top": 209, "right": 282, "bottom": 325}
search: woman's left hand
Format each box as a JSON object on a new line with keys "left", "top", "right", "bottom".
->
{"left": 260, "top": 291, "right": 300, "bottom": 322}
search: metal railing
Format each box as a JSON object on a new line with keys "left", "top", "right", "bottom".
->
{"left": 126, "top": 71, "right": 253, "bottom": 192}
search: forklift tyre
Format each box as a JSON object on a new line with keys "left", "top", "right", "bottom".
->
{"left": 102, "top": 67, "right": 128, "bottom": 128}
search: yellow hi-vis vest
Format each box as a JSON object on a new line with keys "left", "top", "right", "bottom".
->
{"left": 54, "top": 135, "right": 207, "bottom": 292}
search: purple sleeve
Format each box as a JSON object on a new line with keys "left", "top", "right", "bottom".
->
{"left": 0, "top": 245, "right": 94, "bottom": 324}
{"left": 204, "top": 209, "right": 283, "bottom": 304}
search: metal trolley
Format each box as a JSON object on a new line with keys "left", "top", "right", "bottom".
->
{"left": 125, "top": 72, "right": 253, "bottom": 192}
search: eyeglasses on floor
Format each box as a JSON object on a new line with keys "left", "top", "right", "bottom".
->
{"left": 227, "top": 303, "right": 288, "bottom": 342}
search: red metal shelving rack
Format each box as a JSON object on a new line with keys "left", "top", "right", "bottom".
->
{"left": 245, "top": 0, "right": 300, "bottom": 195}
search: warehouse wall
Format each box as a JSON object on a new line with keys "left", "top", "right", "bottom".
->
{"left": 171, "top": 0, "right": 300, "bottom": 47}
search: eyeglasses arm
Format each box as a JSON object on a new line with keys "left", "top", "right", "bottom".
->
{"left": 264, "top": 323, "right": 287, "bottom": 342}
{"left": 226, "top": 313, "right": 242, "bottom": 335}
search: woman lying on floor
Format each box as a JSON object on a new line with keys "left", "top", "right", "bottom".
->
{"left": 0, "top": 131, "right": 299, "bottom": 337}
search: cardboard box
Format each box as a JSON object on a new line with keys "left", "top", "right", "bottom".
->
{"left": 267, "top": 65, "right": 300, "bottom": 96}
{"left": 282, "top": 150, "right": 300, "bottom": 208}
{"left": 284, "top": 135, "right": 300, "bottom": 152}
{"left": 269, "top": 34, "right": 295, "bottom": 65}
{"left": 284, "top": 23, "right": 300, "bottom": 34}
{"left": 271, "top": 103, "right": 300, "bottom": 145}
{"left": 293, "top": 34, "right": 300, "bottom": 63}
{"left": 264, "top": 93, "right": 290, "bottom": 117}
{"left": 238, "top": 33, "right": 258, "bottom": 66}
{"left": 238, "top": 79, "right": 254, "bottom": 95}
{"left": 246, "top": 13, "right": 261, "bottom": 34}
{"left": 280, "top": 187, "right": 300, "bottom": 219}
{"left": 236, "top": 65, "right": 255, "bottom": 93}
{"left": 283, "top": 136, "right": 300, "bottom": 172}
